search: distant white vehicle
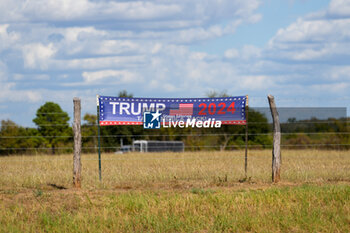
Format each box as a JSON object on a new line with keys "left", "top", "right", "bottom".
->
{"left": 117, "top": 140, "right": 185, "bottom": 153}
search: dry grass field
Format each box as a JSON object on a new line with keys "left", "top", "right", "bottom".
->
{"left": 0, "top": 150, "right": 349, "bottom": 232}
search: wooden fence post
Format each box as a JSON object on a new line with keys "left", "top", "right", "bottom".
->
{"left": 244, "top": 95, "right": 249, "bottom": 178}
{"left": 96, "top": 95, "right": 102, "bottom": 181}
{"left": 73, "top": 97, "right": 82, "bottom": 188}
{"left": 268, "top": 95, "right": 281, "bottom": 183}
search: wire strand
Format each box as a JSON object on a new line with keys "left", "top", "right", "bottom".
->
{"left": 1, "top": 143, "right": 350, "bottom": 151}
{"left": 1, "top": 131, "right": 350, "bottom": 139}
{"left": 1, "top": 120, "right": 349, "bottom": 128}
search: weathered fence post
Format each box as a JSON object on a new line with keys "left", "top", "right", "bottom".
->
{"left": 244, "top": 95, "right": 249, "bottom": 178}
{"left": 73, "top": 97, "right": 82, "bottom": 188}
{"left": 96, "top": 95, "right": 102, "bottom": 181}
{"left": 268, "top": 95, "right": 281, "bottom": 183}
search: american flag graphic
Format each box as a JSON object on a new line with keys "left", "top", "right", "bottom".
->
{"left": 170, "top": 103, "right": 193, "bottom": 116}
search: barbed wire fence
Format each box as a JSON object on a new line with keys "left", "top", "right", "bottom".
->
{"left": 1, "top": 97, "right": 349, "bottom": 185}
{"left": 0, "top": 94, "right": 349, "bottom": 156}
{"left": 1, "top": 119, "right": 349, "bottom": 155}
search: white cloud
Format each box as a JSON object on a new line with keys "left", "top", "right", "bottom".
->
{"left": 270, "top": 18, "right": 350, "bottom": 46}
{"left": 0, "top": 0, "right": 261, "bottom": 28}
{"left": 224, "top": 45, "right": 261, "bottom": 60}
{"left": 3, "top": 0, "right": 350, "bottom": 126}
{"left": 240, "top": 75, "right": 274, "bottom": 90}
{"left": 311, "top": 82, "right": 349, "bottom": 94}
{"left": 328, "top": 0, "right": 350, "bottom": 17}
{"left": 224, "top": 48, "right": 239, "bottom": 59}
{"left": 95, "top": 40, "right": 139, "bottom": 55}
{"left": 0, "top": 61, "right": 7, "bottom": 79}
{"left": 233, "top": 0, "right": 350, "bottom": 104}
{"left": 241, "top": 45, "right": 261, "bottom": 60}
{"left": 162, "top": 83, "right": 178, "bottom": 92}
{"left": 329, "top": 66, "right": 350, "bottom": 80}
{"left": 0, "top": 1, "right": 24, "bottom": 22}
{"left": 59, "top": 55, "right": 146, "bottom": 70}
{"left": 82, "top": 70, "right": 139, "bottom": 84}
{"left": 0, "top": 63, "right": 42, "bottom": 103}
{"left": 0, "top": 24, "right": 20, "bottom": 52}
{"left": 267, "top": 1, "right": 350, "bottom": 62}
{"left": 63, "top": 27, "right": 107, "bottom": 43}
{"left": 151, "top": 43, "right": 163, "bottom": 54}
{"left": 22, "top": 43, "right": 56, "bottom": 69}
{"left": 21, "top": 0, "right": 92, "bottom": 21}
{"left": 13, "top": 73, "right": 50, "bottom": 81}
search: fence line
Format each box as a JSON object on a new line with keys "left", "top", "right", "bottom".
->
{"left": 1, "top": 131, "right": 350, "bottom": 139}
{"left": 1, "top": 120, "right": 349, "bottom": 128}
{"left": 81, "top": 132, "right": 350, "bottom": 138}
{"left": 0, "top": 154, "right": 278, "bottom": 162}
{"left": 1, "top": 143, "right": 350, "bottom": 151}
{"left": 1, "top": 123, "right": 73, "bottom": 128}
{"left": 1, "top": 108, "right": 349, "bottom": 154}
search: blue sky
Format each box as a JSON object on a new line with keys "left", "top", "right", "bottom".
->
{"left": 0, "top": 0, "right": 349, "bottom": 126}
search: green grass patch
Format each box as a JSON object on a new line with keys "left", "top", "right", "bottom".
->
{"left": 1, "top": 184, "right": 349, "bottom": 232}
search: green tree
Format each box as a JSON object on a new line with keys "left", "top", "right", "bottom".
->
{"left": 118, "top": 90, "right": 133, "bottom": 98}
{"left": 206, "top": 90, "right": 229, "bottom": 98}
{"left": 82, "top": 113, "right": 98, "bottom": 153}
{"left": 0, "top": 120, "right": 42, "bottom": 155}
{"left": 33, "top": 102, "right": 71, "bottom": 154}
{"left": 0, "top": 120, "right": 25, "bottom": 155}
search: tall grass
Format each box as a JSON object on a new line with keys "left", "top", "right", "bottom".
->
{"left": 0, "top": 150, "right": 349, "bottom": 232}
{"left": 0, "top": 150, "right": 349, "bottom": 190}
{"left": 0, "top": 184, "right": 349, "bottom": 232}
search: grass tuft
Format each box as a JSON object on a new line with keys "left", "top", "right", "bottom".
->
{"left": 190, "top": 188, "right": 215, "bottom": 195}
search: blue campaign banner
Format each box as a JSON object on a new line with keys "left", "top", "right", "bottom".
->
{"left": 98, "top": 95, "right": 247, "bottom": 126}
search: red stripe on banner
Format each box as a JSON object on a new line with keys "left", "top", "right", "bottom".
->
{"left": 162, "top": 120, "right": 247, "bottom": 125}
{"left": 100, "top": 121, "right": 143, "bottom": 126}
{"left": 221, "top": 120, "right": 247, "bottom": 125}
{"left": 100, "top": 120, "right": 246, "bottom": 126}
